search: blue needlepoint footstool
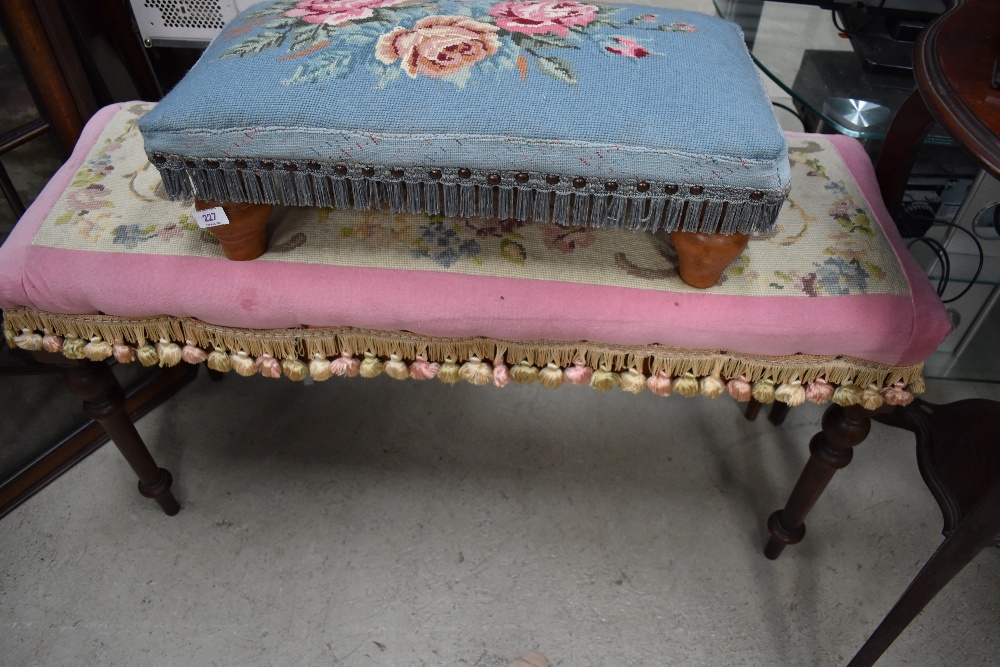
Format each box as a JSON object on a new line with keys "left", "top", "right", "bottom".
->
{"left": 138, "top": 0, "right": 790, "bottom": 259}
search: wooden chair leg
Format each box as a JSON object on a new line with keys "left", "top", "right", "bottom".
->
{"left": 33, "top": 352, "right": 180, "bottom": 515}
{"left": 847, "top": 479, "right": 1000, "bottom": 667}
{"left": 671, "top": 231, "right": 750, "bottom": 288}
{"left": 745, "top": 397, "right": 763, "bottom": 421}
{"left": 764, "top": 403, "right": 873, "bottom": 559}
{"left": 768, "top": 401, "right": 791, "bottom": 426}
{"left": 195, "top": 198, "right": 272, "bottom": 261}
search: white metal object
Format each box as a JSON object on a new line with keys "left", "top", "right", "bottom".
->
{"left": 129, "top": 0, "right": 259, "bottom": 47}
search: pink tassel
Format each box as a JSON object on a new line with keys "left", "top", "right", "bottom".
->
{"left": 563, "top": 359, "right": 593, "bottom": 385}
{"left": 182, "top": 341, "right": 209, "bottom": 364}
{"left": 330, "top": 351, "right": 360, "bottom": 377}
{"left": 646, "top": 370, "right": 673, "bottom": 396}
{"left": 255, "top": 353, "right": 282, "bottom": 378}
{"left": 112, "top": 338, "right": 135, "bottom": 363}
{"left": 806, "top": 378, "right": 835, "bottom": 404}
{"left": 881, "top": 381, "right": 914, "bottom": 406}
{"left": 409, "top": 355, "right": 440, "bottom": 380}
{"left": 492, "top": 354, "right": 510, "bottom": 388}
{"left": 42, "top": 332, "right": 64, "bottom": 353}
{"left": 726, "top": 375, "right": 752, "bottom": 402}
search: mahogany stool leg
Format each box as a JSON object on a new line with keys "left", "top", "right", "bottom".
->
{"left": 35, "top": 352, "right": 180, "bottom": 515}
{"left": 765, "top": 403, "right": 872, "bottom": 559}
{"left": 848, "top": 479, "right": 1000, "bottom": 667}
{"left": 195, "top": 198, "right": 273, "bottom": 261}
{"left": 745, "top": 398, "right": 763, "bottom": 421}
{"left": 768, "top": 401, "right": 791, "bottom": 426}
{"left": 671, "top": 231, "right": 750, "bottom": 288}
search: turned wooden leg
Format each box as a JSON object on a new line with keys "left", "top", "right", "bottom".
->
{"left": 672, "top": 231, "right": 750, "bottom": 288}
{"left": 768, "top": 401, "right": 791, "bottom": 426}
{"left": 195, "top": 198, "right": 272, "bottom": 261}
{"left": 33, "top": 352, "right": 180, "bottom": 515}
{"left": 745, "top": 398, "right": 763, "bottom": 421}
{"left": 765, "top": 403, "right": 872, "bottom": 559}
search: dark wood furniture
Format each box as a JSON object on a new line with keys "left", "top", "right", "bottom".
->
{"left": 756, "top": 0, "right": 1000, "bottom": 663}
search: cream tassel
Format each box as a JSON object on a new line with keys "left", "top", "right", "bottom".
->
{"left": 112, "top": 339, "right": 135, "bottom": 363}
{"left": 229, "top": 351, "right": 257, "bottom": 377}
{"left": 832, "top": 381, "right": 862, "bottom": 407}
{"left": 282, "top": 357, "right": 309, "bottom": 381}
{"left": 181, "top": 340, "right": 209, "bottom": 365}
{"left": 438, "top": 357, "right": 461, "bottom": 384}
{"left": 207, "top": 348, "right": 231, "bottom": 373}
{"left": 589, "top": 364, "right": 620, "bottom": 392}
{"left": 135, "top": 338, "right": 158, "bottom": 366}
{"left": 408, "top": 355, "right": 440, "bottom": 380}
{"left": 646, "top": 370, "right": 673, "bottom": 396}
{"left": 699, "top": 374, "right": 726, "bottom": 399}
{"left": 459, "top": 355, "right": 493, "bottom": 386}
{"left": 492, "top": 353, "right": 509, "bottom": 388}
{"left": 309, "top": 353, "right": 333, "bottom": 381}
{"left": 330, "top": 351, "right": 360, "bottom": 377}
{"left": 156, "top": 339, "right": 182, "bottom": 367}
{"left": 42, "top": 331, "right": 64, "bottom": 354}
{"left": 775, "top": 380, "right": 806, "bottom": 407}
{"left": 619, "top": 367, "right": 646, "bottom": 394}
{"left": 673, "top": 371, "right": 699, "bottom": 398}
{"left": 538, "top": 362, "right": 564, "bottom": 389}
{"left": 383, "top": 353, "right": 410, "bottom": 380}
{"left": 359, "top": 351, "right": 383, "bottom": 378}
{"left": 726, "top": 375, "right": 751, "bottom": 402}
{"left": 3, "top": 327, "right": 14, "bottom": 350}
{"left": 880, "top": 382, "right": 914, "bottom": 406}
{"left": 14, "top": 328, "right": 43, "bottom": 351}
{"left": 83, "top": 336, "right": 113, "bottom": 361}
{"left": 908, "top": 376, "right": 926, "bottom": 395}
{"left": 510, "top": 360, "right": 539, "bottom": 385}
{"left": 805, "top": 377, "right": 835, "bottom": 404}
{"left": 751, "top": 378, "right": 776, "bottom": 404}
{"left": 860, "top": 383, "right": 884, "bottom": 411}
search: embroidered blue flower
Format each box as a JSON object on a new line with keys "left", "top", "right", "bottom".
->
{"left": 112, "top": 224, "right": 154, "bottom": 250}
{"left": 812, "top": 256, "right": 870, "bottom": 295}
{"left": 411, "top": 219, "right": 481, "bottom": 267}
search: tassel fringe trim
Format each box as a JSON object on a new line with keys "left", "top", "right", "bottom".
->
{"left": 149, "top": 155, "right": 788, "bottom": 235}
{"left": 4, "top": 307, "right": 923, "bottom": 408}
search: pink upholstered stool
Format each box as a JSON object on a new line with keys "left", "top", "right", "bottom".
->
{"left": 0, "top": 103, "right": 951, "bottom": 555}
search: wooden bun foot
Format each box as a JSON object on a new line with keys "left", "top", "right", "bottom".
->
{"left": 195, "top": 199, "right": 273, "bottom": 261}
{"left": 672, "top": 231, "right": 750, "bottom": 288}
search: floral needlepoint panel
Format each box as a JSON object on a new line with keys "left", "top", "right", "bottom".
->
{"left": 138, "top": 0, "right": 790, "bottom": 207}
{"left": 39, "top": 106, "right": 909, "bottom": 300}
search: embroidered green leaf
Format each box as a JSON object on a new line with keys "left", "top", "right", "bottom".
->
{"left": 282, "top": 50, "right": 353, "bottom": 85}
{"left": 289, "top": 24, "right": 324, "bottom": 53}
{"left": 512, "top": 32, "right": 577, "bottom": 51}
{"left": 501, "top": 238, "right": 527, "bottom": 265}
{"left": 774, "top": 270, "right": 792, "bottom": 281}
{"left": 224, "top": 29, "right": 287, "bottom": 58}
{"left": 54, "top": 211, "right": 74, "bottom": 225}
{"left": 531, "top": 55, "right": 577, "bottom": 86}
{"left": 865, "top": 262, "right": 886, "bottom": 280}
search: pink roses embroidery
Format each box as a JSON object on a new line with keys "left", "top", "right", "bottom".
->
{"left": 488, "top": 1, "right": 598, "bottom": 36}
{"left": 605, "top": 36, "right": 650, "bottom": 58}
{"left": 285, "top": 0, "right": 408, "bottom": 26}
{"left": 376, "top": 16, "right": 501, "bottom": 78}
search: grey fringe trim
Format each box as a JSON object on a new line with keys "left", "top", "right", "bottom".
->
{"left": 149, "top": 153, "right": 790, "bottom": 235}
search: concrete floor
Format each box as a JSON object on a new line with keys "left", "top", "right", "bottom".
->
{"left": 2, "top": 375, "right": 999, "bottom": 666}
{"left": 3, "top": 1, "right": 999, "bottom": 665}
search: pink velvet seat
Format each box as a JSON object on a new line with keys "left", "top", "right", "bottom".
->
{"left": 1, "top": 103, "right": 950, "bottom": 406}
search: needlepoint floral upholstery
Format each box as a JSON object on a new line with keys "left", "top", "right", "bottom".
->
{"left": 138, "top": 0, "right": 790, "bottom": 235}
{"left": 1, "top": 104, "right": 951, "bottom": 408}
